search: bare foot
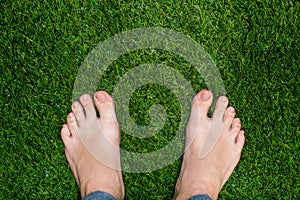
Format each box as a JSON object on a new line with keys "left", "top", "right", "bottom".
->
{"left": 174, "top": 90, "right": 245, "bottom": 200}
{"left": 60, "top": 91, "right": 124, "bottom": 199}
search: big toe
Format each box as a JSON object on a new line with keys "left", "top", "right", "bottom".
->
{"left": 189, "top": 90, "right": 213, "bottom": 122}
{"left": 94, "top": 91, "right": 117, "bottom": 121}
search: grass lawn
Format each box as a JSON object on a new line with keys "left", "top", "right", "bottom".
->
{"left": 1, "top": 0, "right": 299, "bottom": 199}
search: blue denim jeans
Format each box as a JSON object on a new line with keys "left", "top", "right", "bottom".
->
{"left": 83, "top": 191, "right": 212, "bottom": 200}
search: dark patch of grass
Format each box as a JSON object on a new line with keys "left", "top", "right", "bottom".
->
{"left": 1, "top": 0, "right": 299, "bottom": 199}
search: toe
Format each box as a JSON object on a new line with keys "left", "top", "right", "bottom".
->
{"left": 94, "top": 91, "right": 117, "bottom": 121}
{"left": 235, "top": 130, "right": 245, "bottom": 151}
{"left": 72, "top": 101, "right": 85, "bottom": 123}
{"left": 231, "top": 118, "right": 241, "bottom": 133}
{"left": 67, "top": 112, "right": 79, "bottom": 136}
{"left": 61, "top": 124, "right": 71, "bottom": 142}
{"left": 80, "top": 94, "right": 96, "bottom": 120}
{"left": 189, "top": 90, "right": 213, "bottom": 121}
{"left": 212, "top": 96, "right": 228, "bottom": 121}
{"left": 223, "top": 106, "right": 235, "bottom": 128}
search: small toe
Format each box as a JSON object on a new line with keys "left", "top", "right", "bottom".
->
{"left": 94, "top": 91, "right": 117, "bottom": 121}
{"left": 72, "top": 101, "right": 85, "bottom": 123}
{"left": 80, "top": 94, "right": 96, "bottom": 119}
{"left": 61, "top": 124, "right": 71, "bottom": 141}
{"left": 67, "top": 112, "right": 79, "bottom": 136}
{"left": 189, "top": 90, "right": 213, "bottom": 121}
{"left": 212, "top": 96, "right": 228, "bottom": 121}
{"left": 223, "top": 106, "right": 235, "bottom": 128}
{"left": 231, "top": 118, "right": 241, "bottom": 133}
{"left": 235, "top": 130, "right": 245, "bottom": 151}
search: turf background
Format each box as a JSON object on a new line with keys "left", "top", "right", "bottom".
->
{"left": 0, "top": 0, "right": 299, "bottom": 199}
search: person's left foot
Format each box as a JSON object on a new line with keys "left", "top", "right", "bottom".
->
{"left": 61, "top": 91, "right": 124, "bottom": 199}
{"left": 174, "top": 90, "right": 245, "bottom": 200}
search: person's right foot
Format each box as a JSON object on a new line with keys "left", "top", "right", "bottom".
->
{"left": 174, "top": 90, "right": 245, "bottom": 200}
{"left": 61, "top": 91, "right": 124, "bottom": 199}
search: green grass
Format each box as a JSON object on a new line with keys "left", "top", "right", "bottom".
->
{"left": 1, "top": 0, "right": 299, "bottom": 199}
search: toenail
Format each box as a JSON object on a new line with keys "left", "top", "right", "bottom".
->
{"left": 96, "top": 93, "right": 106, "bottom": 101}
{"left": 68, "top": 113, "right": 74, "bottom": 118}
{"left": 72, "top": 102, "right": 79, "bottom": 108}
{"left": 221, "top": 96, "right": 227, "bottom": 102}
{"left": 200, "top": 90, "right": 211, "bottom": 101}
{"left": 82, "top": 94, "right": 89, "bottom": 101}
{"left": 229, "top": 107, "right": 235, "bottom": 112}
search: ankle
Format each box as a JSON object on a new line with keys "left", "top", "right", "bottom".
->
{"left": 81, "top": 177, "right": 124, "bottom": 200}
{"left": 199, "top": 184, "right": 218, "bottom": 200}
{"left": 174, "top": 183, "right": 218, "bottom": 200}
{"left": 83, "top": 184, "right": 116, "bottom": 199}
{"left": 80, "top": 178, "right": 98, "bottom": 198}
